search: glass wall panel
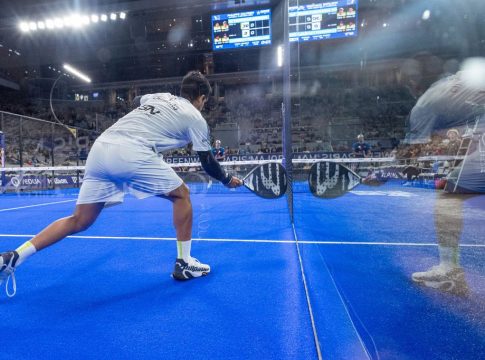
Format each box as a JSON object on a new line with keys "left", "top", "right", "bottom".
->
{"left": 291, "top": 1, "right": 485, "bottom": 359}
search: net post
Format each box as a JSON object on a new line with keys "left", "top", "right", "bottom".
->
{"left": 282, "top": 0, "right": 293, "bottom": 222}
{"left": 19, "top": 115, "right": 23, "bottom": 167}
{"left": 50, "top": 123, "right": 55, "bottom": 167}
{"left": 0, "top": 130, "right": 5, "bottom": 189}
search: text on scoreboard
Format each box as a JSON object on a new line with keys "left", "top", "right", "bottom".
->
{"left": 212, "top": 9, "right": 272, "bottom": 50}
{"left": 289, "top": 0, "right": 358, "bottom": 42}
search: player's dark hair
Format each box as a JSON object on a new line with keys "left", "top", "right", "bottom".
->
{"left": 180, "top": 71, "right": 212, "bottom": 102}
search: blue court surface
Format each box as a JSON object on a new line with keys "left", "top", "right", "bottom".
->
{"left": 1, "top": 182, "right": 484, "bottom": 360}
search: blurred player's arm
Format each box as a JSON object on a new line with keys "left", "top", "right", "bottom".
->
{"left": 133, "top": 94, "right": 154, "bottom": 108}
{"left": 133, "top": 95, "right": 143, "bottom": 108}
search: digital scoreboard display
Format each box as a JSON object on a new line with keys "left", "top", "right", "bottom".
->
{"left": 212, "top": 9, "right": 272, "bottom": 51}
{"left": 289, "top": 0, "right": 358, "bottom": 42}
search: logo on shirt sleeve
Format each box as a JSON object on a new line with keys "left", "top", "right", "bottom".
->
{"left": 137, "top": 104, "right": 161, "bottom": 115}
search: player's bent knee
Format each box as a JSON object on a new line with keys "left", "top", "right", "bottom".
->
{"left": 180, "top": 183, "right": 190, "bottom": 197}
{"left": 169, "top": 183, "right": 190, "bottom": 200}
{"left": 71, "top": 214, "right": 95, "bottom": 233}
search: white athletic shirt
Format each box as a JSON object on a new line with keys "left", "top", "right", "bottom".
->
{"left": 97, "top": 93, "right": 212, "bottom": 152}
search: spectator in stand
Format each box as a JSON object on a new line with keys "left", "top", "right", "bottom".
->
{"left": 352, "top": 134, "right": 371, "bottom": 158}
{"left": 212, "top": 139, "right": 225, "bottom": 162}
{"left": 390, "top": 133, "right": 400, "bottom": 150}
{"left": 445, "top": 128, "right": 461, "bottom": 156}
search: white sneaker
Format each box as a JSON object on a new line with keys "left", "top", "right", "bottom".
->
{"left": 0, "top": 251, "right": 19, "bottom": 297}
{"left": 412, "top": 265, "right": 468, "bottom": 296}
{"left": 172, "top": 257, "right": 211, "bottom": 281}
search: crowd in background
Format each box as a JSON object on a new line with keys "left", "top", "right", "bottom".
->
{"left": 0, "top": 76, "right": 464, "bottom": 167}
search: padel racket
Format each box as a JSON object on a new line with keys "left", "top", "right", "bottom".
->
{"left": 242, "top": 162, "right": 287, "bottom": 199}
{"left": 308, "top": 161, "right": 392, "bottom": 198}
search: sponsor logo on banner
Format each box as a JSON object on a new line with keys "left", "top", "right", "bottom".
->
{"left": 165, "top": 151, "right": 393, "bottom": 164}
{"left": 5, "top": 175, "right": 82, "bottom": 189}
{"left": 48, "top": 177, "right": 69, "bottom": 185}
{"left": 10, "top": 176, "right": 20, "bottom": 188}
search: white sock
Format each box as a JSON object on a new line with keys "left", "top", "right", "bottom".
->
{"left": 438, "top": 245, "right": 459, "bottom": 270}
{"left": 15, "top": 241, "right": 37, "bottom": 267}
{"left": 177, "top": 240, "right": 192, "bottom": 262}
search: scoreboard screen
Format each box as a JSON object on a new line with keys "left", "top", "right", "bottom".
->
{"left": 289, "top": 0, "right": 358, "bottom": 42}
{"left": 212, "top": 9, "right": 272, "bottom": 51}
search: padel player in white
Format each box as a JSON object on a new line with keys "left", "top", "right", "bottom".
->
{"left": 0, "top": 71, "right": 242, "bottom": 297}
{"left": 406, "top": 62, "right": 485, "bottom": 295}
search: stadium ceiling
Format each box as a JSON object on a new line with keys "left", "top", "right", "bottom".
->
{"left": 0, "top": 0, "right": 282, "bottom": 84}
{"left": 1, "top": 0, "right": 460, "bottom": 85}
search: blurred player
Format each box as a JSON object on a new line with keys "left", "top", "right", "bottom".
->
{"left": 0, "top": 71, "right": 243, "bottom": 297}
{"left": 407, "top": 59, "right": 485, "bottom": 295}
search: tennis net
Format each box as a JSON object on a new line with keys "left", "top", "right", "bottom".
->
{"left": 1, "top": 157, "right": 422, "bottom": 196}
{"left": 0, "top": 160, "right": 285, "bottom": 195}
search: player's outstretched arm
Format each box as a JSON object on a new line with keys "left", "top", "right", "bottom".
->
{"left": 197, "top": 151, "right": 242, "bottom": 188}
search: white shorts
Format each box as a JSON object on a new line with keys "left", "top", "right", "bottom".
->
{"left": 77, "top": 140, "right": 183, "bottom": 206}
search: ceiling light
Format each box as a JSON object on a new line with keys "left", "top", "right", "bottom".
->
{"left": 54, "top": 18, "right": 64, "bottom": 28}
{"left": 70, "top": 14, "right": 85, "bottom": 28}
{"left": 46, "top": 19, "right": 55, "bottom": 29}
{"left": 63, "top": 16, "right": 73, "bottom": 27}
{"left": 422, "top": 10, "right": 431, "bottom": 20}
{"left": 19, "top": 22, "right": 29, "bottom": 32}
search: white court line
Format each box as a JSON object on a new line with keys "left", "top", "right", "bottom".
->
{"left": 0, "top": 234, "right": 295, "bottom": 243}
{"left": 292, "top": 224, "right": 324, "bottom": 360}
{"left": 0, "top": 234, "right": 484, "bottom": 247}
{"left": 0, "top": 199, "right": 76, "bottom": 212}
{"left": 299, "top": 241, "right": 485, "bottom": 247}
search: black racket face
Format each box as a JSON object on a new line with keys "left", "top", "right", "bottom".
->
{"left": 308, "top": 161, "right": 361, "bottom": 198}
{"left": 243, "top": 163, "right": 287, "bottom": 199}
